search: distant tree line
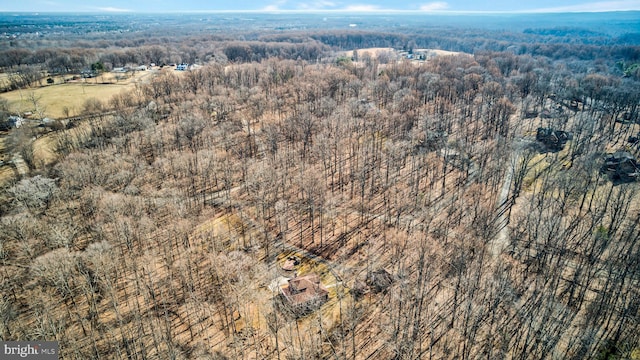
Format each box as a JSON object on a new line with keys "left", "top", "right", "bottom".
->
{"left": 1, "top": 26, "right": 639, "bottom": 85}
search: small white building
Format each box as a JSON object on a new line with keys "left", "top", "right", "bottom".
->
{"left": 176, "top": 63, "right": 188, "bottom": 71}
{"left": 8, "top": 116, "right": 24, "bottom": 128}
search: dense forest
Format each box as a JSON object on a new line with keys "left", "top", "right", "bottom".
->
{"left": 1, "top": 12, "right": 640, "bottom": 359}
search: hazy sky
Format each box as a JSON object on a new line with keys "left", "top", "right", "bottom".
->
{"left": 2, "top": 0, "right": 640, "bottom": 13}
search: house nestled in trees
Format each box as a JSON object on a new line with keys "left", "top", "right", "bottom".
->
{"left": 601, "top": 152, "right": 640, "bottom": 183}
{"left": 353, "top": 268, "right": 394, "bottom": 297}
{"left": 536, "top": 127, "right": 572, "bottom": 151}
{"left": 279, "top": 273, "right": 328, "bottom": 314}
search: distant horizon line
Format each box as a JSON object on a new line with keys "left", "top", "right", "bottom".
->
{"left": 0, "top": 9, "right": 639, "bottom": 15}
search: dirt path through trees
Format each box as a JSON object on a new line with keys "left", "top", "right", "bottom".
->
{"left": 492, "top": 150, "right": 517, "bottom": 258}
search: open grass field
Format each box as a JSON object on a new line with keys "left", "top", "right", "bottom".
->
{"left": 346, "top": 47, "right": 395, "bottom": 57}
{"left": 0, "top": 73, "right": 10, "bottom": 90}
{"left": 0, "top": 67, "right": 167, "bottom": 186}
{"left": 0, "top": 70, "right": 155, "bottom": 119}
{"left": 340, "top": 47, "right": 468, "bottom": 60}
{"left": 414, "top": 48, "right": 468, "bottom": 57}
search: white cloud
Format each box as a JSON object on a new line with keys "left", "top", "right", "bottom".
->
{"left": 342, "top": 4, "right": 382, "bottom": 11}
{"left": 97, "top": 7, "right": 132, "bottom": 12}
{"left": 530, "top": 0, "right": 640, "bottom": 12}
{"left": 262, "top": 0, "right": 288, "bottom": 11}
{"left": 419, "top": 2, "right": 449, "bottom": 11}
{"left": 296, "top": 1, "right": 337, "bottom": 10}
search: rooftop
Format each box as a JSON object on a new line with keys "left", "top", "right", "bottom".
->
{"left": 280, "top": 273, "right": 328, "bottom": 309}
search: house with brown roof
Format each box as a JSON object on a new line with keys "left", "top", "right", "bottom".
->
{"left": 279, "top": 273, "right": 328, "bottom": 314}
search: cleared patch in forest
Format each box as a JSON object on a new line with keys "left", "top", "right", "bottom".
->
{"left": 0, "top": 70, "right": 153, "bottom": 118}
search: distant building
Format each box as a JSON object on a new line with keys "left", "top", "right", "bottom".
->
{"left": 176, "top": 63, "right": 188, "bottom": 71}
{"left": 7, "top": 116, "right": 24, "bottom": 129}
{"left": 1, "top": 115, "right": 24, "bottom": 131}
{"left": 569, "top": 99, "right": 582, "bottom": 110}
{"left": 279, "top": 273, "right": 328, "bottom": 314}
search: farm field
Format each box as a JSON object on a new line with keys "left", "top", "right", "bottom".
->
{"left": 339, "top": 47, "right": 468, "bottom": 61}
{"left": 0, "top": 70, "right": 156, "bottom": 119}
